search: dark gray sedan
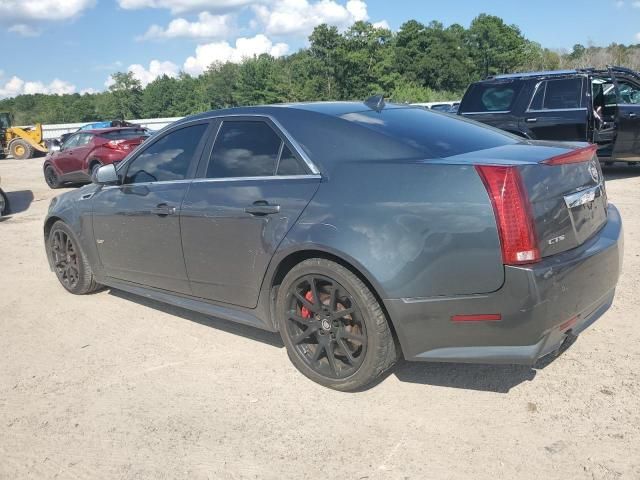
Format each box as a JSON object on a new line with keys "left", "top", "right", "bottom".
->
{"left": 44, "top": 101, "right": 623, "bottom": 391}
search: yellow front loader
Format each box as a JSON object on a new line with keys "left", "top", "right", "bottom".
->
{"left": 0, "top": 112, "right": 48, "bottom": 160}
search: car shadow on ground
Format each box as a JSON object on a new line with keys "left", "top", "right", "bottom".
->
{"left": 106, "top": 288, "right": 579, "bottom": 394}
{"left": 602, "top": 164, "right": 640, "bottom": 181}
{"left": 5, "top": 189, "right": 34, "bottom": 215}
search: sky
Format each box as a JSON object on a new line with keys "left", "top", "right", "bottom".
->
{"left": 0, "top": 0, "right": 639, "bottom": 99}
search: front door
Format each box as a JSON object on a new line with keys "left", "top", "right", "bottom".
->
{"left": 520, "top": 77, "right": 588, "bottom": 141}
{"left": 92, "top": 122, "right": 210, "bottom": 293}
{"left": 58, "top": 133, "right": 93, "bottom": 178}
{"left": 181, "top": 119, "right": 321, "bottom": 308}
{"left": 612, "top": 75, "right": 640, "bottom": 161}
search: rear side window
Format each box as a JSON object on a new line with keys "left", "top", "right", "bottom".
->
{"left": 207, "top": 121, "right": 282, "bottom": 178}
{"left": 459, "top": 82, "right": 523, "bottom": 113}
{"left": 100, "top": 129, "right": 149, "bottom": 140}
{"left": 529, "top": 78, "right": 583, "bottom": 110}
{"left": 125, "top": 123, "right": 207, "bottom": 184}
{"left": 277, "top": 146, "right": 306, "bottom": 175}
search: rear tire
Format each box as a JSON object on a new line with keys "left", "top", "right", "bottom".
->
{"left": 48, "top": 220, "right": 101, "bottom": 295}
{"left": 9, "top": 139, "right": 33, "bottom": 160}
{"left": 89, "top": 160, "right": 102, "bottom": 180}
{"left": 277, "top": 258, "right": 397, "bottom": 391}
{"left": 44, "top": 165, "right": 61, "bottom": 189}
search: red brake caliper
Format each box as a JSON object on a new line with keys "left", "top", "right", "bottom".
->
{"left": 301, "top": 291, "right": 314, "bottom": 318}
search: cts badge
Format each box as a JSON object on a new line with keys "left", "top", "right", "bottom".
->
{"left": 548, "top": 235, "right": 566, "bottom": 245}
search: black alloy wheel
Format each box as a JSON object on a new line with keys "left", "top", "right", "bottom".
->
{"left": 50, "top": 228, "right": 80, "bottom": 290}
{"left": 285, "top": 274, "right": 367, "bottom": 379}
{"left": 44, "top": 166, "right": 60, "bottom": 189}
{"left": 48, "top": 221, "right": 101, "bottom": 295}
{"left": 277, "top": 258, "right": 398, "bottom": 391}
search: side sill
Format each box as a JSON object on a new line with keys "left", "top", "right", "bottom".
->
{"left": 100, "top": 277, "right": 276, "bottom": 332}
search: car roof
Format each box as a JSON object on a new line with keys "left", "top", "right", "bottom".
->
{"left": 81, "top": 126, "right": 147, "bottom": 134}
{"left": 179, "top": 101, "right": 409, "bottom": 125}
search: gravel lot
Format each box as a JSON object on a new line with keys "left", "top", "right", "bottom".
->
{"left": 1, "top": 157, "right": 639, "bottom": 480}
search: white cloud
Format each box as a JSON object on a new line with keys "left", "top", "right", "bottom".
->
{"left": 183, "top": 34, "right": 289, "bottom": 75}
{"left": 117, "top": 0, "right": 253, "bottom": 14}
{"left": 636, "top": 32, "right": 640, "bottom": 41}
{"left": 0, "top": 76, "right": 76, "bottom": 99}
{"left": 8, "top": 24, "right": 41, "bottom": 36}
{"left": 105, "top": 60, "right": 180, "bottom": 88}
{"left": 373, "top": 20, "right": 390, "bottom": 30}
{"left": 140, "top": 12, "right": 232, "bottom": 40}
{"left": 80, "top": 87, "right": 98, "bottom": 95}
{"left": 0, "top": 0, "right": 95, "bottom": 24}
{"left": 253, "top": 0, "right": 368, "bottom": 36}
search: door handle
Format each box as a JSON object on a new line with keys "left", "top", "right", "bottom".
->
{"left": 151, "top": 203, "right": 176, "bottom": 216}
{"left": 525, "top": 118, "right": 538, "bottom": 123}
{"left": 628, "top": 113, "right": 637, "bottom": 118}
{"left": 245, "top": 201, "right": 280, "bottom": 216}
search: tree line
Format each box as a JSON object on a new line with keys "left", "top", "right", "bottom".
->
{"left": 2, "top": 13, "right": 640, "bottom": 125}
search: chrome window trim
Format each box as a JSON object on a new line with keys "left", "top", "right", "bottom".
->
{"left": 192, "top": 174, "right": 321, "bottom": 183}
{"left": 460, "top": 111, "right": 511, "bottom": 115}
{"left": 172, "top": 113, "right": 320, "bottom": 175}
{"left": 100, "top": 174, "right": 321, "bottom": 190}
{"left": 526, "top": 108, "right": 588, "bottom": 113}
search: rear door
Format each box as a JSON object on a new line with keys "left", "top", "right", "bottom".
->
{"left": 181, "top": 117, "right": 321, "bottom": 308}
{"left": 520, "top": 77, "right": 588, "bottom": 141}
{"left": 612, "top": 74, "right": 640, "bottom": 161}
{"left": 91, "top": 121, "right": 211, "bottom": 294}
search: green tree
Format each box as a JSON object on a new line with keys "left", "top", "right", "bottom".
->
{"left": 201, "top": 62, "right": 241, "bottom": 109}
{"left": 107, "top": 71, "right": 143, "bottom": 119}
{"left": 467, "top": 14, "right": 528, "bottom": 78}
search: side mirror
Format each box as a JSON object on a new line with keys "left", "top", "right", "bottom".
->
{"left": 93, "top": 163, "right": 119, "bottom": 185}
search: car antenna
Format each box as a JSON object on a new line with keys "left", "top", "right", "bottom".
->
{"left": 365, "top": 94, "right": 385, "bottom": 112}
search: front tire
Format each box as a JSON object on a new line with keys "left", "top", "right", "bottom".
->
{"left": 277, "top": 258, "right": 397, "bottom": 391}
{"left": 48, "top": 221, "right": 101, "bottom": 294}
{"left": 44, "top": 165, "right": 61, "bottom": 189}
{"left": 10, "top": 139, "right": 34, "bottom": 160}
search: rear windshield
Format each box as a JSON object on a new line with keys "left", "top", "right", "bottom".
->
{"left": 339, "top": 108, "right": 518, "bottom": 159}
{"left": 459, "top": 81, "right": 523, "bottom": 113}
{"left": 99, "top": 129, "right": 148, "bottom": 140}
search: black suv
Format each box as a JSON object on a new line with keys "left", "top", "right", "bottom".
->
{"left": 458, "top": 66, "right": 640, "bottom": 164}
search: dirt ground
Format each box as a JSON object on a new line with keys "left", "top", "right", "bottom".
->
{"left": 0, "top": 157, "right": 639, "bottom": 480}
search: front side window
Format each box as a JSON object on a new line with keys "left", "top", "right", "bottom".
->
{"left": 530, "top": 78, "right": 583, "bottom": 110}
{"left": 124, "top": 123, "right": 207, "bottom": 184}
{"left": 207, "top": 121, "right": 284, "bottom": 178}
{"left": 62, "top": 134, "right": 80, "bottom": 150}
{"left": 77, "top": 133, "right": 93, "bottom": 146}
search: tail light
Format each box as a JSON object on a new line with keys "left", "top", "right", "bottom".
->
{"left": 475, "top": 165, "right": 540, "bottom": 265}
{"left": 542, "top": 144, "right": 597, "bottom": 165}
{"left": 105, "top": 139, "right": 126, "bottom": 149}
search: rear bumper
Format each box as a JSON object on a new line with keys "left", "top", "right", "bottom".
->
{"left": 386, "top": 204, "right": 623, "bottom": 365}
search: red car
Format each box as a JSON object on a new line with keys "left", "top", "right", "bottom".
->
{"left": 43, "top": 127, "right": 149, "bottom": 189}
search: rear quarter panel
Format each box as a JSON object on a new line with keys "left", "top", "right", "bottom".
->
{"left": 280, "top": 161, "right": 504, "bottom": 299}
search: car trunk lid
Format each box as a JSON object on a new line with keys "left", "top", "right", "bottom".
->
{"left": 447, "top": 141, "right": 607, "bottom": 261}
